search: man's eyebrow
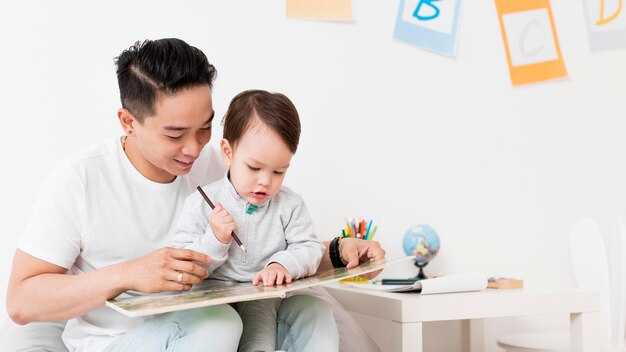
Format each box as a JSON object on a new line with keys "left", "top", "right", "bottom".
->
{"left": 163, "top": 111, "right": 215, "bottom": 131}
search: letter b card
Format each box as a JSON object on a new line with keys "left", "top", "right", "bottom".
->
{"left": 394, "top": 0, "right": 462, "bottom": 56}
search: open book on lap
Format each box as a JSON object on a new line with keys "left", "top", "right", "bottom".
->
{"left": 345, "top": 272, "right": 488, "bottom": 294}
{"left": 106, "top": 256, "right": 414, "bottom": 317}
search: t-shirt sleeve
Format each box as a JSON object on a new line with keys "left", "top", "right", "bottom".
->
{"left": 18, "top": 162, "right": 84, "bottom": 269}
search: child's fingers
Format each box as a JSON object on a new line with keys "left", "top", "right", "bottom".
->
{"left": 275, "top": 272, "right": 285, "bottom": 285}
{"left": 276, "top": 271, "right": 291, "bottom": 285}
{"left": 212, "top": 203, "right": 233, "bottom": 219}
{"left": 264, "top": 271, "right": 277, "bottom": 287}
{"left": 256, "top": 271, "right": 266, "bottom": 286}
{"left": 252, "top": 272, "right": 261, "bottom": 286}
{"left": 214, "top": 202, "right": 224, "bottom": 210}
{"left": 213, "top": 208, "right": 229, "bottom": 219}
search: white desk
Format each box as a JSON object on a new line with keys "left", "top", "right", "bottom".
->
{"left": 325, "top": 284, "right": 600, "bottom": 352}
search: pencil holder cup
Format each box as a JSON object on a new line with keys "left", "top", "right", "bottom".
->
{"left": 339, "top": 217, "right": 378, "bottom": 283}
{"left": 341, "top": 217, "right": 378, "bottom": 241}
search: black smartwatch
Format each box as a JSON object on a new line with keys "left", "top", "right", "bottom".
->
{"left": 329, "top": 236, "right": 346, "bottom": 268}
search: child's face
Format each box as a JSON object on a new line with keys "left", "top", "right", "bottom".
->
{"left": 221, "top": 118, "right": 294, "bottom": 206}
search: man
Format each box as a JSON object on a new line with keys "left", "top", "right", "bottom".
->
{"left": 4, "top": 38, "right": 385, "bottom": 352}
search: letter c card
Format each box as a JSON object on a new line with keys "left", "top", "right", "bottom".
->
{"left": 495, "top": 0, "right": 568, "bottom": 86}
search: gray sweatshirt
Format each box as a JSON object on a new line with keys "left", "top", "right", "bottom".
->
{"left": 171, "top": 175, "right": 324, "bottom": 281}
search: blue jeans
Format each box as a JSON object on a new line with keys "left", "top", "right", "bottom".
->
{"left": 1, "top": 295, "right": 340, "bottom": 352}
{"left": 234, "top": 295, "right": 339, "bottom": 352}
{"left": 103, "top": 304, "right": 242, "bottom": 352}
{"left": 105, "top": 296, "right": 337, "bottom": 352}
{"left": 276, "top": 295, "right": 339, "bottom": 352}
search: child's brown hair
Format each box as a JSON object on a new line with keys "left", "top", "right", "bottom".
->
{"left": 222, "top": 90, "right": 301, "bottom": 153}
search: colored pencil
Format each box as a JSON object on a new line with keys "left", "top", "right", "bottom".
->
{"left": 196, "top": 186, "right": 247, "bottom": 252}
{"left": 368, "top": 225, "right": 378, "bottom": 240}
{"left": 364, "top": 220, "right": 373, "bottom": 240}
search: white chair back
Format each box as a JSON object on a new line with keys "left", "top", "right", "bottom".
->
{"left": 570, "top": 217, "right": 611, "bottom": 347}
{"left": 610, "top": 218, "right": 626, "bottom": 349}
{"left": 498, "top": 218, "right": 624, "bottom": 352}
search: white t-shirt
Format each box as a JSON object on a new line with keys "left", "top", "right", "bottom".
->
{"left": 18, "top": 137, "right": 225, "bottom": 352}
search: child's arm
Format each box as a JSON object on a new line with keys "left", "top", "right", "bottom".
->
{"left": 170, "top": 193, "right": 231, "bottom": 277}
{"left": 266, "top": 198, "right": 325, "bottom": 280}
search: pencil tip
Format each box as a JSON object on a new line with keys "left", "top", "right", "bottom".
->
{"left": 241, "top": 245, "right": 247, "bottom": 253}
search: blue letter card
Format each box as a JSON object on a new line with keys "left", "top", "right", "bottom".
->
{"left": 394, "top": 0, "right": 462, "bottom": 56}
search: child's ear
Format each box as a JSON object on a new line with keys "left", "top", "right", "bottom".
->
{"left": 220, "top": 139, "right": 233, "bottom": 167}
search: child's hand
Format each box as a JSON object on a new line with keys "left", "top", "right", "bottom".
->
{"left": 209, "top": 202, "right": 236, "bottom": 244}
{"left": 253, "top": 263, "right": 292, "bottom": 286}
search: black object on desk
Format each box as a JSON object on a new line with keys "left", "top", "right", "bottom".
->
{"left": 381, "top": 278, "right": 419, "bottom": 285}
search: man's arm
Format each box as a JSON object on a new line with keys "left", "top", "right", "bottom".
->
{"left": 317, "top": 237, "right": 386, "bottom": 273}
{"left": 6, "top": 248, "right": 210, "bottom": 324}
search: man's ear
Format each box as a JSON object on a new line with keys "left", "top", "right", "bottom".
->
{"left": 117, "top": 108, "right": 137, "bottom": 135}
{"left": 221, "top": 139, "right": 233, "bottom": 167}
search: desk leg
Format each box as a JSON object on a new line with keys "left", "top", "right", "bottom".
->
{"left": 570, "top": 312, "right": 600, "bottom": 352}
{"left": 390, "top": 321, "right": 423, "bottom": 352}
{"left": 460, "top": 319, "right": 484, "bottom": 352}
{"left": 346, "top": 311, "right": 423, "bottom": 352}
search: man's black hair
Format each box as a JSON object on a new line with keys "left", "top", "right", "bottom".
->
{"left": 115, "top": 38, "right": 216, "bottom": 121}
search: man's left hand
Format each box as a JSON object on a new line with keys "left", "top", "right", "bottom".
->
{"left": 338, "top": 238, "right": 386, "bottom": 269}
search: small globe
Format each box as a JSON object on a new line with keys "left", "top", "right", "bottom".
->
{"left": 402, "top": 225, "right": 440, "bottom": 278}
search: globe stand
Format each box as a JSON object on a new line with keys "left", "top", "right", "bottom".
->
{"left": 413, "top": 261, "right": 428, "bottom": 280}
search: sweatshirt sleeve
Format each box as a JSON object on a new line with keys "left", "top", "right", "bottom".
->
{"left": 170, "top": 194, "right": 230, "bottom": 276}
{"left": 268, "top": 197, "right": 324, "bottom": 279}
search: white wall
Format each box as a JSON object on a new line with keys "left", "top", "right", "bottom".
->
{"left": 1, "top": 1, "right": 624, "bottom": 350}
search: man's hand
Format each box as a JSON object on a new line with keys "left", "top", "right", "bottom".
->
{"left": 339, "top": 238, "right": 386, "bottom": 269}
{"left": 209, "top": 202, "right": 236, "bottom": 244}
{"left": 124, "top": 247, "right": 210, "bottom": 293}
{"left": 338, "top": 238, "right": 386, "bottom": 279}
{"left": 252, "top": 263, "right": 292, "bottom": 287}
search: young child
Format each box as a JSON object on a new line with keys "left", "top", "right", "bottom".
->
{"left": 171, "top": 89, "right": 336, "bottom": 352}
